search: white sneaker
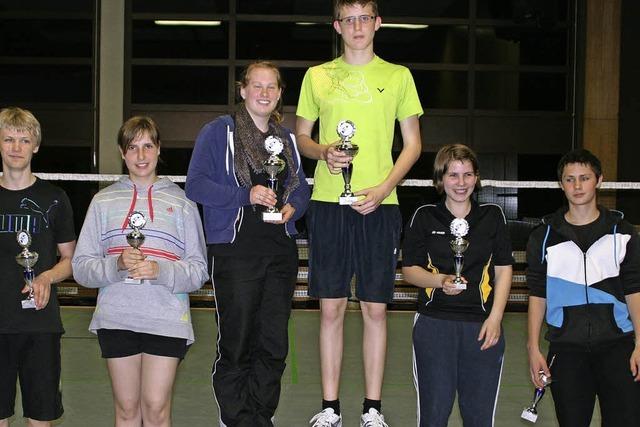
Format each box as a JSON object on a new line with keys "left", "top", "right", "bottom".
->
{"left": 360, "top": 408, "right": 389, "bottom": 427}
{"left": 309, "top": 408, "right": 343, "bottom": 427}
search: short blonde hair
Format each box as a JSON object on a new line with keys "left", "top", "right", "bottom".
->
{"left": 433, "top": 144, "right": 481, "bottom": 194}
{"left": 0, "top": 107, "right": 42, "bottom": 146}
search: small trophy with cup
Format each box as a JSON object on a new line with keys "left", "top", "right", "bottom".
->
{"left": 125, "top": 211, "right": 146, "bottom": 284}
{"left": 521, "top": 355, "right": 556, "bottom": 423}
{"left": 449, "top": 218, "right": 469, "bottom": 290}
{"left": 335, "top": 120, "right": 359, "bottom": 205}
{"left": 262, "top": 135, "right": 286, "bottom": 222}
{"left": 16, "top": 230, "right": 38, "bottom": 309}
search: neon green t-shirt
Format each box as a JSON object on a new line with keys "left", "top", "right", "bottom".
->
{"left": 296, "top": 55, "right": 423, "bottom": 204}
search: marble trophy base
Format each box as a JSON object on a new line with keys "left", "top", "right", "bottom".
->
{"left": 452, "top": 280, "right": 467, "bottom": 290}
{"left": 125, "top": 277, "right": 142, "bottom": 285}
{"left": 339, "top": 195, "right": 358, "bottom": 205}
{"left": 521, "top": 408, "right": 538, "bottom": 423}
{"left": 21, "top": 297, "right": 36, "bottom": 309}
{"left": 262, "top": 211, "right": 283, "bottom": 222}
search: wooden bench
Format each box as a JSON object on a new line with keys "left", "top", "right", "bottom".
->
{"left": 55, "top": 239, "right": 531, "bottom": 309}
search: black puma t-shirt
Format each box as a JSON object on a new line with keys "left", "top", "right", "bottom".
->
{"left": 0, "top": 178, "right": 76, "bottom": 334}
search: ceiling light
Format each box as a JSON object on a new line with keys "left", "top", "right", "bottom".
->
{"left": 381, "top": 23, "right": 428, "bottom": 30}
{"left": 154, "top": 20, "right": 221, "bottom": 27}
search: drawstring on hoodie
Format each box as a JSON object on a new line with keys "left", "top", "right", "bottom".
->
{"left": 613, "top": 223, "right": 618, "bottom": 268}
{"left": 121, "top": 184, "right": 155, "bottom": 230}
{"left": 540, "top": 224, "right": 551, "bottom": 264}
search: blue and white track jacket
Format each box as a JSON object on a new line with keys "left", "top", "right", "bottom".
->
{"left": 526, "top": 206, "right": 640, "bottom": 347}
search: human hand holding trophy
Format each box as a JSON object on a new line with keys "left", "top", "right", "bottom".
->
{"left": 521, "top": 355, "right": 556, "bottom": 423}
{"left": 16, "top": 230, "right": 38, "bottom": 309}
{"left": 449, "top": 218, "right": 469, "bottom": 290}
{"left": 123, "top": 211, "right": 146, "bottom": 284}
{"left": 262, "top": 135, "right": 285, "bottom": 222}
{"left": 335, "top": 120, "right": 360, "bottom": 205}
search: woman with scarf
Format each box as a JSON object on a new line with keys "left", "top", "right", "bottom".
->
{"left": 186, "top": 61, "right": 310, "bottom": 427}
{"left": 72, "top": 116, "right": 209, "bottom": 425}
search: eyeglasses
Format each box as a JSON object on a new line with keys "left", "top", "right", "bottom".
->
{"left": 337, "top": 15, "right": 377, "bottom": 26}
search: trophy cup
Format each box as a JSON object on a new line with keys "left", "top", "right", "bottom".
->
{"left": 262, "top": 135, "right": 286, "bottom": 222}
{"left": 449, "top": 218, "right": 470, "bottom": 290}
{"left": 16, "top": 230, "right": 38, "bottom": 309}
{"left": 124, "top": 211, "right": 146, "bottom": 284}
{"left": 335, "top": 120, "right": 360, "bottom": 205}
{"left": 521, "top": 356, "right": 556, "bottom": 423}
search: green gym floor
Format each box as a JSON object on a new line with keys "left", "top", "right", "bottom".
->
{"left": 8, "top": 308, "right": 600, "bottom": 426}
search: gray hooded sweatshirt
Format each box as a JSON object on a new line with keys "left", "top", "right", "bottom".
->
{"left": 72, "top": 177, "right": 208, "bottom": 344}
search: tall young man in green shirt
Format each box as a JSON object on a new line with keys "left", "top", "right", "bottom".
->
{"left": 296, "top": 1, "right": 423, "bottom": 425}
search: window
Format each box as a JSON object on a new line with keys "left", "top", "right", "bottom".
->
{"left": 0, "top": 0, "right": 98, "bottom": 233}
{"left": 125, "top": 0, "right": 577, "bottom": 221}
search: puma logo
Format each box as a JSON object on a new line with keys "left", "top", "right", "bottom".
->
{"left": 377, "top": 88, "right": 385, "bottom": 93}
{"left": 20, "top": 198, "right": 59, "bottom": 227}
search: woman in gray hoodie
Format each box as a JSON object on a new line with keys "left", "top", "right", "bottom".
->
{"left": 72, "top": 116, "right": 208, "bottom": 426}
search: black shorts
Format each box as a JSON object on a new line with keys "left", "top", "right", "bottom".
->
{"left": 97, "top": 329, "right": 189, "bottom": 360}
{"left": 306, "top": 201, "right": 402, "bottom": 303}
{"left": 0, "top": 333, "right": 63, "bottom": 421}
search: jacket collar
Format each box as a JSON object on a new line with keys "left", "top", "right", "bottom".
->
{"left": 434, "top": 198, "right": 481, "bottom": 232}
{"left": 543, "top": 205, "right": 623, "bottom": 242}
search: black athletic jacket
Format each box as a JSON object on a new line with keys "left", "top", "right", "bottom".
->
{"left": 403, "top": 200, "right": 514, "bottom": 322}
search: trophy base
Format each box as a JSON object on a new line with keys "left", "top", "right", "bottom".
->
{"left": 521, "top": 408, "right": 538, "bottom": 423}
{"left": 339, "top": 195, "right": 359, "bottom": 205}
{"left": 124, "top": 277, "right": 142, "bottom": 285}
{"left": 21, "top": 298, "right": 36, "bottom": 309}
{"left": 452, "top": 282, "right": 467, "bottom": 290}
{"left": 262, "top": 211, "right": 283, "bottom": 222}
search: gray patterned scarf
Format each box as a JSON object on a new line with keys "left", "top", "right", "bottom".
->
{"left": 233, "top": 104, "right": 299, "bottom": 204}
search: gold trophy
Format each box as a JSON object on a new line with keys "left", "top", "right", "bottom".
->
{"left": 335, "top": 120, "right": 359, "bottom": 205}
{"left": 449, "top": 218, "right": 469, "bottom": 290}
{"left": 124, "top": 211, "right": 146, "bottom": 284}
{"left": 16, "top": 230, "right": 38, "bottom": 309}
{"left": 262, "top": 136, "right": 286, "bottom": 222}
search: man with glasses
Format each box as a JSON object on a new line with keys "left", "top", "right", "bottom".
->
{"left": 296, "top": 1, "right": 423, "bottom": 426}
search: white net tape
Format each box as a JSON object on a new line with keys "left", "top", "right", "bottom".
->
{"left": 30, "top": 173, "right": 640, "bottom": 189}
{"left": 40, "top": 172, "right": 640, "bottom": 304}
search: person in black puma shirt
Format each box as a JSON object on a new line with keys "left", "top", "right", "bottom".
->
{"left": 0, "top": 107, "right": 76, "bottom": 427}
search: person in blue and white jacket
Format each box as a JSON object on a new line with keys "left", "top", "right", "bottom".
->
{"left": 185, "top": 61, "right": 310, "bottom": 427}
{"left": 526, "top": 148, "right": 640, "bottom": 427}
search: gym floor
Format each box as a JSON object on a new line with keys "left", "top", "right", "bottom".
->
{"left": 8, "top": 308, "right": 600, "bottom": 426}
